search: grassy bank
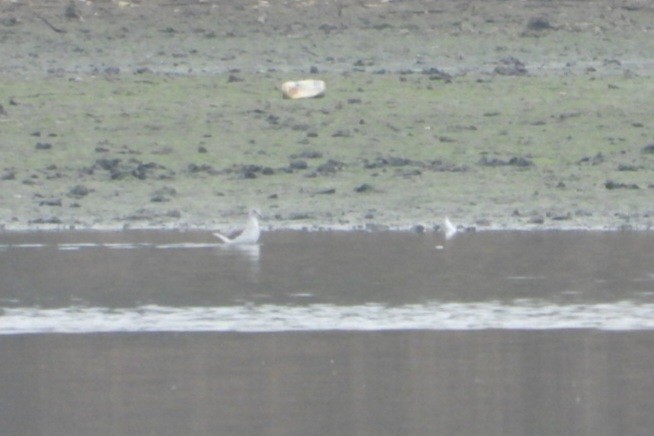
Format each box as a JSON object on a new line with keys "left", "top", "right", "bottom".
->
{"left": 1, "top": 71, "right": 652, "bottom": 230}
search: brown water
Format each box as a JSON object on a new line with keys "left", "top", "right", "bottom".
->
{"left": 1, "top": 230, "right": 654, "bottom": 435}
{"left": 1, "top": 230, "right": 654, "bottom": 331}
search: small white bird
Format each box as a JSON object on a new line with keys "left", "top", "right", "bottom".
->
{"left": 213, "top": 209, "right": 262, "bottom": 245}
{"left": 444, "top": 217, "right": 458, "bottom": 240}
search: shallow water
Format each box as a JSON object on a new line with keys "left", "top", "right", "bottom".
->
{"left": 1, "top": 230, "right": 654, "bottom": 333}
{"left": 2, "top": 230, "right": 654, "bottom": 436}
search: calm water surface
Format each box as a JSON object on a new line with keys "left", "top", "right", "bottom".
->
{"left": 1, "top": 230, "right": 654, "bottom": 435}
{"left": 1, "top": 230, "right": 654, "bottom": 331}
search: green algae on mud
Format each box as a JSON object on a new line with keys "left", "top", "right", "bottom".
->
{"left": 1, "top": 71, "right": 653, "bottom": 231}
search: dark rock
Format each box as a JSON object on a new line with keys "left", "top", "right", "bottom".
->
{"left": 494, "top": 57, "right": 528, "bottom": 76}
{"left": 292, "top": 124, "right": 310, "bottom": 132}
{"left": 1, "top": 16, "right": 19, "bottom": 26}
{"left": 309, "top": 66, "right": 319, "bottom": 74}
{"left": 527, "top": 215, "right": 545, "bottom": 224}
{"left": 577, "top": 153, "right": 605, "bottom": 165}
{"left": 526, "top": 17, "right": 554, "bottom": 31}
{"left": 508, "top": 156, "right": 534, "bottom": 167}
{"left": 29, "top": 216, "right": 62, "bottom": 224}
{"left": 64, "top": 1, "right": 82, "bottom": 20}
{"left": 288, "top": 212, "right": 312, "bottom": 220}
{"left": 227, "top": 74, "right": 242, "bottom": 83}
{"left": 478, "top": 156, "right": 534, "bottom": 168}
{"left": 39, "top": 198, "right": 62, "bottom": 207}
{"left": 605, "top": 180, "right": 640, "bottom": 190}
{"left": 123, "top": 208, "right": 156, "bottom": 221}
{"left": 548, "top": 211, "right": 572, "bottom": 221}
{"left": 68, "top": 185, "right": 90, "bottom": 198}
{"left": 354, "top": 183, "right": 374, "bottom": 193}
{"left": 261, "top": 167, "right": 275, "bottom": 175}
{"left": 331, "top": 129, "right": 351, "bottom": 138}
{"left": 353, "top": 59, "right": 374, "bottom": 67}
{"left": 239, "top": 164, "right": 263, "bottom": 179}
{"left": 315, "top": 159, "right": 345, "bottom": 174}
{"left": 429, "top": 160, "right": 468, "bottom": 172}
{"left": 400, "top": 169, "right": 422, "bottom": 177}
{"left": 35, "top": 142, "right": 52, "bottom": 150}
{"left": 198, "top": 146, "right": 207, "bottom": 153}
{"left": 412, "top": 224, "right": 426, "bottom": 234}
{"left": 187, "top": 163, "right": 216, "bottom": 174}
{"left": 421, "top": 67, "right": 452, "bottom": 82}
{"left": 132, "top": 162, "right": 160, "bottom": 180}
{"left": 292, "top": 150, "right": 323, "bottom": 159}
{"left": 364, "top": 156, "right": 415, "bottom": 169}
{"left": 266, "top": 114, "right": 280, "bottom": 125}
{"left": 1, "top": 169, "right": 16, "bottom": 180}
{"left": 603, "top": 59, "right": 622, "bottom": 67}
{"left": 95, "top": 158, "right": 121, "bottom": 171}
{"left": 289, "top": 160, "right": 308, "bottom": 170}
{"left": 319, "top": 24, "right": 340, "bottom": 35}
{"left": 150, "top": 186, "right": 177, "bottom": 202}
{"left": 642, "top": 143, "right": 654, "bottom": 154}
{"left": 92, "top": 158, "right": 172, "bottom": 180}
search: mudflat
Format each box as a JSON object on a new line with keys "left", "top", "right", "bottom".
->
{"left": 1, "top": 0, "right": 653, "bottom": 231}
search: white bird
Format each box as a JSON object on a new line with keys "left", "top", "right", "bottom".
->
{"left": 213, "top": 209, "right": 262, "bottom": 245}
{"left": 444, "top": 217, "right": 458, "bottom": 240}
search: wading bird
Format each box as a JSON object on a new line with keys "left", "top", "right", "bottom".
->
{"left": 213, "top": 209, "right": 262, "bottom": 245}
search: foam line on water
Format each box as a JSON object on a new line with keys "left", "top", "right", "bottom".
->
{"left": 2, "top": 300, "right": 654, "bottom": 334}
{"left": 1, "top": 242, "right": 224, "bottom": 251}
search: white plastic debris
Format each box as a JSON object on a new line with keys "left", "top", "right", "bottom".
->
{"left": 281, "top": 79, "right": 326, "bottom": 99}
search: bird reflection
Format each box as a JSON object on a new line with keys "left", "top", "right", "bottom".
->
{"left": 215, "top": 243, "right": 261, "bottom": 282}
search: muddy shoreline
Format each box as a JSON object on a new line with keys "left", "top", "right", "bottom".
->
{"left": 1, "top": 0, "right": 653, "bottom": 233}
